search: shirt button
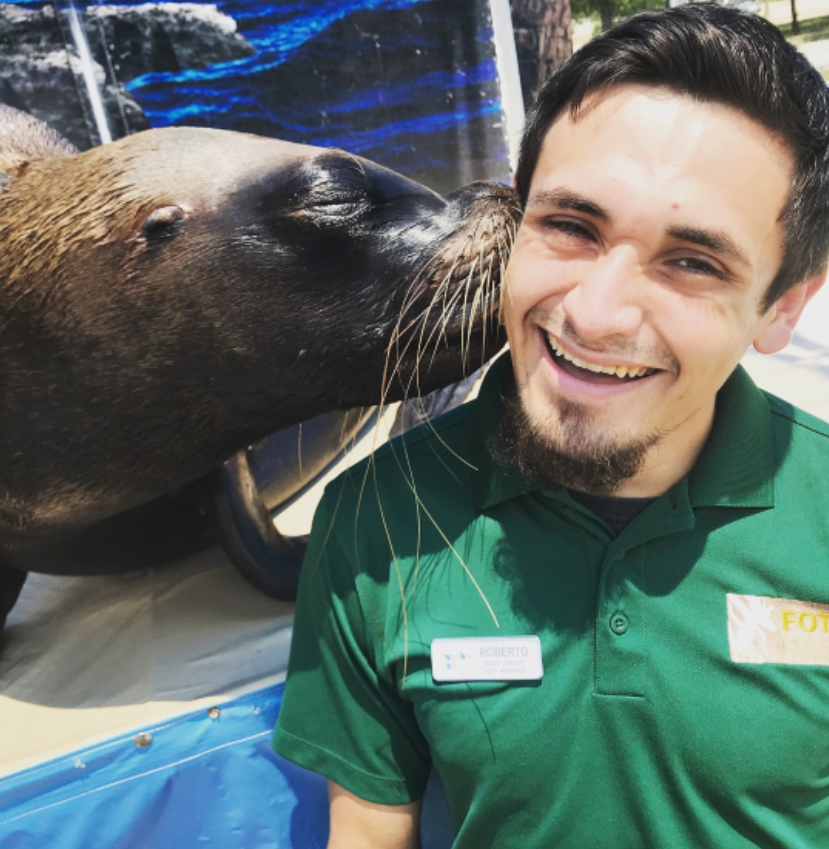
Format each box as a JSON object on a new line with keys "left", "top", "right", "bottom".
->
{"left": 609, "top": 612, "right": 629, "bottom": 635}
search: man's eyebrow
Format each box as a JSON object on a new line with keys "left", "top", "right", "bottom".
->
{"left": 666, "top": 226, "right": 751, "bottom": 267}
{"left": 527, "top": 192, "right": 753, "bottom": 267}
{"left": 526, "top": 188, "right": 611, "bottom": 221}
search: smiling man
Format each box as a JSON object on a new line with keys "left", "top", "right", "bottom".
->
{"left": 497, "top": 80, "right": 813, "bottom": 499}
{"left": 273, "top": 6, "right": 829, "bottom": 848}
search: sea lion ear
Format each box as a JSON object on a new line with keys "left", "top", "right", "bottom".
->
{"left": 0, "top": 104, "right": 78, "bottom": 190}
{"left": 142, "top": 205, "right": 187, "bottom": 240}
{"left": 0, "top": 152, "right": 33, "bottom": 189}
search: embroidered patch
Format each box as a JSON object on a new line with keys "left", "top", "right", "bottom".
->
{"left": 727, "top": 593, "right": 829, "bottom": 665}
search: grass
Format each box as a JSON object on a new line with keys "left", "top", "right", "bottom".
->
{"left": 778, "top": 13, "right": 829, "bottom": 43}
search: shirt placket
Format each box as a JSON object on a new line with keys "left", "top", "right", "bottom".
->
{"left": 594, "top": 483, "right": 696, "bottom": 697}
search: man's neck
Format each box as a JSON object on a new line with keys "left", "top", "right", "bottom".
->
{"left": 609, "top": 400, "right": 715, "bottom": 498}
{"left": 568, "top": 488, "right": 657, "bottom": 534}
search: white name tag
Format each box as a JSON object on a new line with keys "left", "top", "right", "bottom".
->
{"left": 431, "top": 636, "right": 543, "bottom": 682}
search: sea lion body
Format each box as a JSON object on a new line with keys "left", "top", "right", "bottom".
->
{"left": 0, "top": 105, "right": 518, "bottom": 574}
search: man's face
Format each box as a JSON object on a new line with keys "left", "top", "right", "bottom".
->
{"left": 503, "top": 84, "right": 805, "bottom": 496}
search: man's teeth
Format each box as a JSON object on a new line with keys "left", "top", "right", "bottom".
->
{"left": 547, "top": 334, "right": 653, "bottom": 379}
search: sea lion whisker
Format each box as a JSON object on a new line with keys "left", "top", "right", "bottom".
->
{"left": 403, "top": 282, "right": 449, "bottom": 390}
{"left": 460, "top": 256, "right": 473, "bottom": 369}
{"left": 382, "top": 310, "right": 427, "bottom": 394}
{"left": 384, "top": 255, "right": 455, "bottom": 367}
{"left": 378, "top": 315, "right": 437, "bottom": 421}
{"left": 487, "top": 253, "right": 499, "bottom": 355}
{"left": 383, "top": 437, "right": 499, "bottom": 627}
{"left": 409, "top": 283, "right": 462, "bottom": 383}
{"left": 412, "top": 263, "right": 482, "bottom": 384}
{"left": 463, "top": 257, "right": 484, "bottom": 372}
{"left": 409, "top": 234, "right": 494, "bottom": 392}
{"left": 370, "top": 459, "right": 410, "bottom": 678}
{"left": 355, "top": 200, "right": 517, "bottom": 667}
{"left": 309, "top": 463, "right": 349, "bottom": 581}
{"left": 391, "top": 290, "right": 448, "bottom": 340}
{"left": 345, "top": 447, "right": 404, "bottom": 667}
{"left": 482, "top": 250, "right": 499, "bottom": 361}
{"left": 395, "top": 265, "right": 434, "bottom": 319}
{"left": 375, "top": 413, "right": 494, "bottom": 667}
{"left": 476, "top": 261, "right": 492, "bottom": 371}
{"left": 391, "top": 367, "right": 479, "bottom": 473}
{"left": 497, "top": 226, "right": 516, "bottom": 322}
{"left": 397, "top": 239, "right": 466, "bottom": 325}
{"left": 432, "top": 262, "right": 476, "bottom": 370}
{"left": 426, "top": 268, "right": 469, "bottom": 348}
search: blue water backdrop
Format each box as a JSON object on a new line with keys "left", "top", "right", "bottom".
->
{"left": 5, "top": 0, "right": 511, "bottom": 191}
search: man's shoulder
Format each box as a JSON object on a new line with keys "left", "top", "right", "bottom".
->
{"left": 375, "top": 402, "right": 473, "bottom": 459}
{"left": 762, "top": 391, "right": 829, "bottom": 497}
{"left": 763, "top": 390, "right": 829, "bottom": 441}
{"left": 339, "top": 400, "right": 473, "bottom": 481}
{"left": 316, "top": 400, "right": 480, "bottom": 541}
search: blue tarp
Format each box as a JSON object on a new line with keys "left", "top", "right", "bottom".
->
{"left": 0, "top": 683, "right": 454, "bottom": 848}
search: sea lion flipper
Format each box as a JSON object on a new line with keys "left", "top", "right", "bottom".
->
{"left": 0, "top": 564, "right": 27, "bottom": 644}
{"left": 208, "top": 454, "right": 305, "bottom": 601}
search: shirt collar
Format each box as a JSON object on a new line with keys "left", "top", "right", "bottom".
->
{"left": 471, "top": 352, "right": 538, "bottom": 511}
{"left": 470, "top": 353, "right": 775, "bottom": 512}
{"left": 687, "top": 364, "right": 774, "bottom": 509}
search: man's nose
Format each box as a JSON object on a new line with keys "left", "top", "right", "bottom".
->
{"left": 560, "top": 246, "right": 644, "bottom": 343}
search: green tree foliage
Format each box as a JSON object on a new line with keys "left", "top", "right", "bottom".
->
{"left": 572, "top": 0, "right": 666, "bottom": 31}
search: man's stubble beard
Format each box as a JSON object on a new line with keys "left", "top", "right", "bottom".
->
{"left": 490, "top": 370, "right": 660, "bottom": 495}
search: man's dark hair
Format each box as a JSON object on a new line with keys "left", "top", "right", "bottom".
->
{"left": 515, "top": 3, "right": 829, "bottom": 310}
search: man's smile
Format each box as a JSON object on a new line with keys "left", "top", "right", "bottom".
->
{"left": 545, "top": 332, "right": 657, "bottom": 380}
{"left": 541, "top": 329, "right": 663, "bottom": 392}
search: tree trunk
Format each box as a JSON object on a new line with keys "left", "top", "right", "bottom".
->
{"left": 596, "top": 0, "right": 614, "bottom": 31}
{"left": 510, "top": 0, "right": 573, "bottom": 108}
{"left": 790, "top": 0, "right": 800, "bottom": 35}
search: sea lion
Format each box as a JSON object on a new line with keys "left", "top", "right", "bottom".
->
{"left": 0, "top": 104, "right": 520, "bottom": 629}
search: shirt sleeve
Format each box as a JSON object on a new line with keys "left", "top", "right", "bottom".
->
{"left": 272, "top": 480, "right": 432, "bottom": 805}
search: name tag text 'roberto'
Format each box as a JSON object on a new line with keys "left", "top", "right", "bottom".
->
{"left": 728, "top": 593, "right": 829, "bottom": 665}
{"left": 431, "top": 636, "right": 543, "bottom": 682}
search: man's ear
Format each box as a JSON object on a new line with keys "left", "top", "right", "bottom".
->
{"left": 753, "top": 272, "right": 826, "bottom": 355}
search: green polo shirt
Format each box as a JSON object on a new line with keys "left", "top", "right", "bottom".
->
{"left": 273, "top": 353, "right": 829, "bottom": 848}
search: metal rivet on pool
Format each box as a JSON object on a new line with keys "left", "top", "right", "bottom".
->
{"left": 133, "top": 732, "right": 153, "bottom": 749}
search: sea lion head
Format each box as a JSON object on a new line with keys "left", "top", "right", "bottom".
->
{"left": 0, "top": 115, "right": 520, "bottom": 538}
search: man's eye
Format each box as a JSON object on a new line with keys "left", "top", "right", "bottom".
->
{"left": 542, "top": 219, "right": 594, "bottom": 241}
{"left": 673, "top": 256, "right": 725, "bottom": 279}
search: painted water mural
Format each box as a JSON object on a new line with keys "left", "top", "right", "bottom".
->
{"left": 0, "top": 0, "right": 511, "bottom": 193}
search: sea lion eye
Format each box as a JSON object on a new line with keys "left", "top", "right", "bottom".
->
{"left": 142, "top": 205, "right": 185, "bottom": 240}
{"left": 295, "top": 155, "right": 372, "bottom": 220}
{"left": 290, "top": 193, "right": 369, "bottom": 228}
{"left": 302, "top": 181, "right": 369, "bottom": 213}
{"left": 308, "top": 197, "right": 367, "bottom": 215}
